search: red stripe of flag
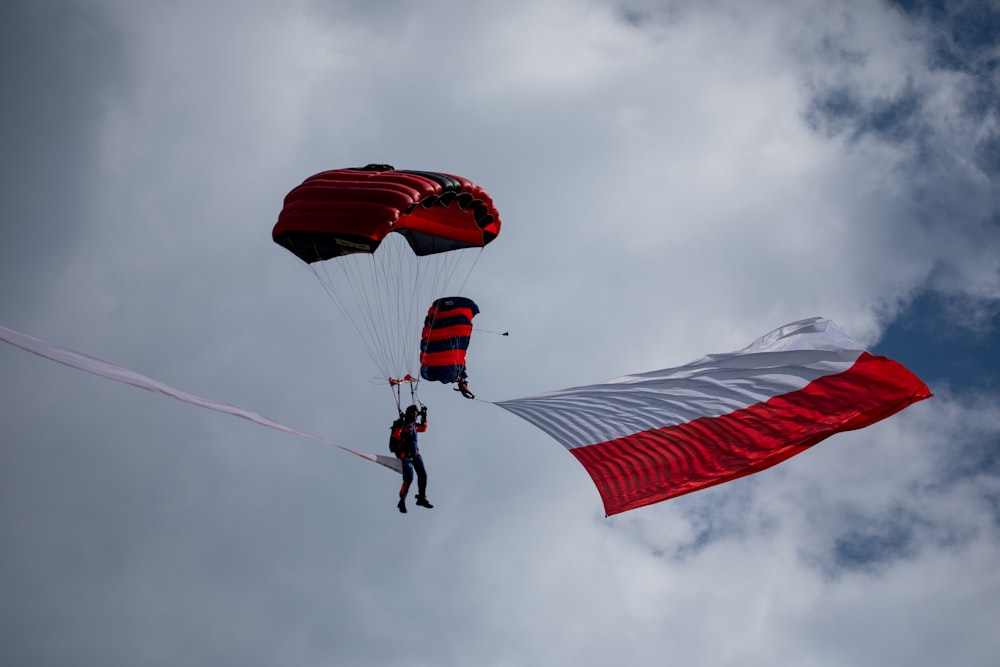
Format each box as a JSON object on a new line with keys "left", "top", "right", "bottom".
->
{"left": 571, "top": 352, "right": 932, "bottom": 515}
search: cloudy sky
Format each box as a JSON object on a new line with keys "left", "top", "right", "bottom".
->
{"left": 2, "top": 0, "right": 999, "bottom": 665}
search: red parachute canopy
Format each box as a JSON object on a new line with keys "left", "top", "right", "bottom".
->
{"left": 273, "top": 164, "right": 500, "bottom": 262}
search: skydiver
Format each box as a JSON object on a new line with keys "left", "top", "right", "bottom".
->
{"left": 455, "top": 377, "right": 475, "bottom": 400}
{"left": 393, "top": 404, "right": 432, "bottom": 513}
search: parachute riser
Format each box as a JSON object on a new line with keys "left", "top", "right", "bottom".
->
{"left": 389, "top": 374, "right": 423, "bottom": 413}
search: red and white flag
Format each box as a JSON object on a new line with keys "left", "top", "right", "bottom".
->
{"left": 496, "top": 318, "right": 932, "bottom": 515}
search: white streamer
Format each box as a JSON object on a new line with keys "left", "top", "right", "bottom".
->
{"left": 1, "top": 324, "right": 402, "bottom": 474}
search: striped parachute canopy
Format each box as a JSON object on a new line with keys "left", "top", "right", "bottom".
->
{"left": 496, "top": 318, "right": 931, "bottom": 515}
{"left": 420, "top": 297, "right": 479, "bottom": 384}
{"left": 273, "top": 165, "right": 500, "bottom": 401}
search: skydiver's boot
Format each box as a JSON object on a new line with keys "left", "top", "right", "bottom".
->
{"left": 397, "top": 497, "right": 407, "bottom": 513}
{"left": 415, "top": 495, "right": 434, "bottom": 509}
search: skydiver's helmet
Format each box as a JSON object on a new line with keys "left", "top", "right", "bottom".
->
{"left": 405, "top": 405, "right": 420, "bottom": 422}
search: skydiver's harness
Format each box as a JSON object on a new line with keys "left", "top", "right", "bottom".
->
{"left": 388, "top": 418, "right": 406, "bottom": 456}
{"left": 388, "top": 414, "right": 425, "bottom": 458}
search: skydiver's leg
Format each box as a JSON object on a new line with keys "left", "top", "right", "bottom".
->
{"left": 414, "top": 455, "right": 427, "bottom": 497}
{"left": 399, "top": 458, "right": 414, "bottom": 498}
{"left": 414, "top": 456, "right": 433, "bottom": 508}
{"left": 397, "top": 458, "right": 414, "bottom": 513}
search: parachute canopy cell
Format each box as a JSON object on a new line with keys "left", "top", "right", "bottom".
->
{"left": 496, "top": 318, "right": 932, "bottom": 516}
{"left": 273, "top": 164, "right": 501, "bottom": 263}
{"left": 420, "top": 296, "right": 479, "bottom": 384}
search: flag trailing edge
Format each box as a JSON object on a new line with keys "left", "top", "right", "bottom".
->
{"left": 495, "top": 317, "right": 932, "bottom": 515}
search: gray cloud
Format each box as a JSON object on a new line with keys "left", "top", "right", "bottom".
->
{"left": 0, "top": 1, "right": 132, "bottom": 318}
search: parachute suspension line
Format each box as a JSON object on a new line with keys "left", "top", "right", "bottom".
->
{"left": 409, "top": 379, "right": 420, "bottom": 410}
{"left": 337, "top": 255, "right": 394, "bottom": 376}
{"left": 308, "top": 262, "right": 386, "bottom": 375}
{"left": 308, "top": 250, "right": 400, "bottom": 383}
{"left": 367, "top": 241, "right": 406, "bottom": 379}
{"left": 391, "top": 380, "right": 403, "bottom": 414}
{"left": 453, "top": 247, "right": 484, "bottom": 297}
{"left": 397, "top": 239, "right": 422, "bottom": 381}
{"left": 426, "top": 247, "right": 481, "bottom": 303}
{"left": 360, "top": 248, "right": 397, "bottom": 378}
{"left": 373, "top": 235, "right": 418, "bottom": 384}
{"left": 407, "top": 248, "right": 428, "bottom": 381}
